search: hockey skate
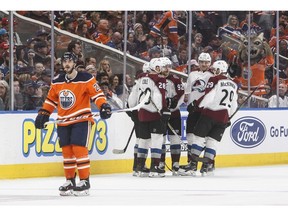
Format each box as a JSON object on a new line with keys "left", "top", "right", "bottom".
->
{"left": 59, "top": 178, "right": 76, "bottom": 196}
{"left": 149, "top": 166, "right": 165, "bottom": 178}
{"left": 200, "top": 162, "right": 214, "bottom": 177}
{"left": 73, "top": 178, "right": 90, "bottom": 196}
{"left": 178, "top": 161, "right": 197, "bottom": 176}
{"left": 171, "top": 162, "right": 180, "bottom": 176}
{"left": 137, "top": 166, "right": 150, "bottom": 177}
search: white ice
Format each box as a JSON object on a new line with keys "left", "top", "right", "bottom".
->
{"left": 1, "top": 165, "right": 288, "bottom": 215}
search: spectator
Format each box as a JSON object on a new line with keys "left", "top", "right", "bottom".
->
{"left": 85, "top": 57, "right": 97, "bottom": 68}
{"left": 22, "top": 80, "right": 43, "bottom": 110}
{"left": 106, "top": 32, "right": 123, "bottom": 51}
{"left": 33, "top": 40, "right": 49, "bottom": 64}
{"left": 92, "top": 19, "right": 111, "bottom": 45}
{"left": 126, "top": 32, "right": 137, "bottom": 56}
{"left": 96, "top": 71, "right": 109, "bottom": 84}
{"left": 0, "top": 79, "right": 9, "bottom": 110}
{"left": 98, "top": 59, "right": 112, "bottom": 77}
{"left": 268, "top": 83, "right": 288, "bottom": 107}
{"left": 85, "top": 64, "right": 97, "bottom": 78}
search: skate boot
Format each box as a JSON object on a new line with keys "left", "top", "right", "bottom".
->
{"left": 149, "top": 165, "right": 165, "bottom": 178}
{"left": 178, "top": 161, "right": 197, "bottom": 176}
{"left": 200, "top": 162, "right": 214, "bottom": 177}
{"left": 172, "top": 162, "right": 180, "bottom": 176}
{"left": 59, "top": 177, "right": 76, "bottom": 196}
{"left": 159, "top": 162, "right": 165, "bottom": 170}
{"left": 73, "top": 178, "right": 90, "bottom": 196}
{"left": 138, "top": 166, "right": 150, "bottom": 177}
{"left": 136, "top": 158, "right": 150, "bottom": 177}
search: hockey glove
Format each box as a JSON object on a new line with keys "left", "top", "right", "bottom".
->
{"left": 166, "top": 97, "right": 178, "bottom": 109}
{"left": 187, "top": 100, "right": 198, "bottom": 113}
{"left": 100, "top": 103, "right": 112, "bottom": 119}
{"left": 225, "top": 120, "right": 231, "bottom": 128}
{"left": 35, "top": 109, "right": 50, "bottom": 129}
{"left": 161, "top": 108, "right": 171, "bottom": 122}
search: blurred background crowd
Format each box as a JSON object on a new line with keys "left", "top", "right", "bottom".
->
{"left": 1, "top": 10, "right": 288, "bottom": 111}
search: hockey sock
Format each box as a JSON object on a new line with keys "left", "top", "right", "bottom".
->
{"left": 72, "top": 145, "right": 90, "bottom": 180}
{"left": 62, "top": 145, "right": 76, "bottom": 179}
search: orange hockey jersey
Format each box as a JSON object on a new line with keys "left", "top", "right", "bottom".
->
{"left": 150, "top": 11, "right": 178, "bottom": 47}
{"left": 42, "top": 72, "right": 107, "bottom": 126}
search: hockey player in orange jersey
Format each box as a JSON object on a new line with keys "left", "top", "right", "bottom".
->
{"left": 34, "top": 52, "right": 112, "bottom": 196}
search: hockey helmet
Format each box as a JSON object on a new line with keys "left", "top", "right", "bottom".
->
{"left": 62, "top": 52, "right": 78, "bottom": 63}
{"left": 212, "top": 60, "right": 229, "bottom": 75}
{"left": 160, "top": 57, "right": 172, "bottom": 69}
{"left": 198, "top": 52, "right": 211, "bottom": 62}
{"left": 142, "top": 62, "right": 150, "bottom": 73}
{"left": 149, "top": 58, "right": 163, "bottom": 73}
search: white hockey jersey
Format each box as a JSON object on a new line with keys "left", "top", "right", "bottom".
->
{"left": 198, "top": 74, "right": 238, "bottom": 123}
{"left": 185, "top": 70, "right": 214, "bottom": 105}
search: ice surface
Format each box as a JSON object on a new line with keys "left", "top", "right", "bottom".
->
{"left": 1, "top": 165, "right": 287, "bottom": 215}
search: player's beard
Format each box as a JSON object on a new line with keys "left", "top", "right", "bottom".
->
{"left": 64, "top": 66, "right": 73, "bottom": 74}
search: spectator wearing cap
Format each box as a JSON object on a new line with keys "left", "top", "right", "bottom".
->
{"left": 148, "top": 45, "right": 161, "bottom": 60}
{"left": 1, "top": 17, "right": 23, "bottom": 46}
{"left": 0, "top": 28, "right": 8, "bottom": 44}
{"left": 33, "top": 40, "right": 49, "bottom": 64}
{"left": 35, "top": 29, "right": 49, "bottom": 42}
{"left": 61, "top": 17, "right": 75, "bottom": 33}
{"left": 22, "top": 80, "right": 43, "bottom": 110}
{"left": 85, "top": 64, "right": 97, "bottom": 78}
{"left": 0, "top": 79, "right": 9, "bottom": 110}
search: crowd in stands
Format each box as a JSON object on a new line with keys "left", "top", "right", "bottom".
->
{"left": 1, "top": 10, "right": 288, "bottom": 110}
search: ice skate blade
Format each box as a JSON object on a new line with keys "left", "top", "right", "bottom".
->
{"left": 201, "top": 172, "right": 214, "bottom": 177}
{"left": 73, "top": 190, "right": 90, "bottom": 196}
{"left": 177, "top": 169, "right": 196, "bottom": 177}
{"left": 59, "top": 190, "right": 74, "bottom": 196}
{"left": 149, "top": 172, "right": 165, "bottom": 178}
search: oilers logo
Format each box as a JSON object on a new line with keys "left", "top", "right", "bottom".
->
{"left": 230, "top": 116, "right": 266, "bottom": 148}
{"left": 59, "top": 90, "right": 76, "bottom": 110}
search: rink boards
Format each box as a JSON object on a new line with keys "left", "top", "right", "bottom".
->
{"left": 0, "top": 109, "right": 288, "bottom": 179}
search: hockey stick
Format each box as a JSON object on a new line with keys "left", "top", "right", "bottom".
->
{"left": 44, "top": 92, "right": 151, "bottom": 126}
{"left": 112, "top": 126, "right": 135, "bottom": 154}
{"left": 229, "top": 84, "right": 262, "bottom": 120}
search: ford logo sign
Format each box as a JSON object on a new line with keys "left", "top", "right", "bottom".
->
{"left": 230, "top": 116, "right": 266, "bottom": 148}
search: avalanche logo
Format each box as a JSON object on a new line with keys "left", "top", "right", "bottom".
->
{"left": 230, "top": 116, "right": 266, "bottom": 148}
{"left": 59, "top": 90, "right": 76, "bottom": 110}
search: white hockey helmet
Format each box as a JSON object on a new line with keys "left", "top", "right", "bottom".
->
{"left": 160, "top": 57, "right": 172, "bottom": 69}
{"left": 142, "top": 62, "right": 150, "bottom": 73}
{"left": 198, "top": 52, "right": 211, "bottom": 62}
{"left": 149, "top": 58, "right": 163, "bottom": 73}
{"left": 212, "top": 60, "right": 229, "bottom": 75}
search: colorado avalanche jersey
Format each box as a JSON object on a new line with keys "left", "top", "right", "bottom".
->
{"left": 166, "top": 74, "right": 184, "bottom": 116}
{"left": 130, "top": 73, "right": 167, "bottom": 122}
{"left": 185, "top": 70, "right": 214, "bottom": 105}
{"left": 198, "top": 75, "right": 238, "bottom": 123}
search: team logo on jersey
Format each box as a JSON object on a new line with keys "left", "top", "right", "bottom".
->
{"left": 230, "top": 116, "right": 266, "bottom": 148}
{"left": 59, "top": 90, "right": 76, "bottom": 110}
{"left": 192, "top": 79, "right": 206, "bottom": 92}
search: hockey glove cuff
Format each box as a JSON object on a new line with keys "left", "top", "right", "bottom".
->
{"left": 161, "top": 108, "right": 171, "bottom": 122}
{"left": 35, "top": 109, "right": 50, "bottom": 129}
{"left": 100, "top": 103, "right": 112, "bottom": 119}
